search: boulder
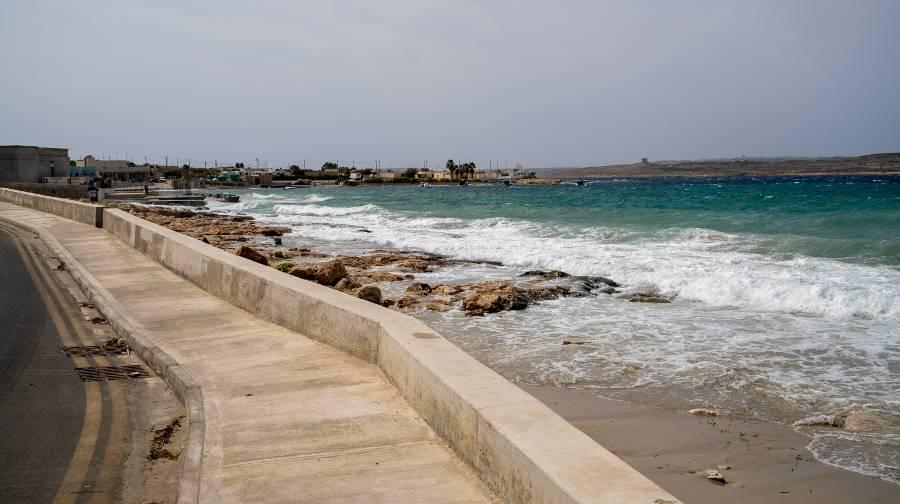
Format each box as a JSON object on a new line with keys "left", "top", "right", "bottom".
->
{"left": 315, "top": 260, "right": 347, "bottom": 286}
{"left": 335, "top": 277, "right": 362, "bottom": 293}
{"left": 236, "top": 246, "right": 269, "bottom": 266}
{"left": 520, "top": 270, "right": 571, "bottom": 279}
{"left": 287, "top": 260, "right": 346, "bottom": 286}
{"left": 260, "top": 229, "right": 283, "bottom": 236}
{"left": 357, "top": 271, "right": 404, "bottom": 284}
{"left": 431, "top": 284, "right": 465, "bottom": 296}
{"left": 425, "top": 299, "right": 450, "bottom": 312}
{"left": 406, "top": 282, "right": 433, "bottom": 295}
{"left": 395, "top": 297, "right": 421, "bottom": 309}
{"left": 356, "top": 285, "right": 382, "bottom": 304}
{"left": 622, "top": 292, "right": 671, "bottom": 303}
{"left": 288, "top": 265, "right": 317, "bottom": 281}
{"left": 461, "top": 287, "right": 528, "bottom": 315}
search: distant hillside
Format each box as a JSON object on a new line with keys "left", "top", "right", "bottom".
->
{"left": 540, "top": 153, "right": 900, "bottom": 179}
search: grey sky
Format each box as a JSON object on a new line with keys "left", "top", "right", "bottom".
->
{"left": 2, "top": 1, "right": 898, "bottom": 168}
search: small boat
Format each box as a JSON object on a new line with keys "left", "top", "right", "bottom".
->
{"left": 575, "top": 180, "right": 586, "bottom": 186}
{"left": 501, "top": 180, "right": 512, "bottom": 186}
{"left": 458, "top": 180, "right": 469, "bottom": 186}
{"left": 420, "top": 182, "right": 432, "bottom": 188}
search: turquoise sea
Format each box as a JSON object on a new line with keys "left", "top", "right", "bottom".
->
{"left": 209, "top": 175, "right": 900, "bottom": 483}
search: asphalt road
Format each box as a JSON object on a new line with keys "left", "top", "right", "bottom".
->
{"left": 0, "top": 225, "right": 120, "bottom": 503}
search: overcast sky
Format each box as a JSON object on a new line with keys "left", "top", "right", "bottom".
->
{"left": 2, "top": 1, "right": 898, "bottom": 168}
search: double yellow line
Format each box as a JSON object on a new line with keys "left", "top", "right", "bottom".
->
{"left": 4, "top": 224, "right": 126, "bottom": 504}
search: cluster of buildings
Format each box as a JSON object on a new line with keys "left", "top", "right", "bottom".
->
{"left": 2, "top": 145, "right": 525, "bottom": 188}
{"left": 342, "top": 168, "right": 522, "bottom": 183}
{"left": 0, "top": 145, "right": 167, "bottom": 184}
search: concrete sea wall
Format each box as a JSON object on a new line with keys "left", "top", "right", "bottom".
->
{"left": 0, "top": 187, "right": 678, "bottom": 503}
{"left": 101, "top": 208, "right": 674, "bottom": 503}
{"left": 0, "top": 187, "right": 102, "bottom": 226}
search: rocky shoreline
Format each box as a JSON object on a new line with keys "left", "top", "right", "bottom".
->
{"left": 119, "top": 204, "right": 674, "bottom": 316}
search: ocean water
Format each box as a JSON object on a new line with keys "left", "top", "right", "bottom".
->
{"left": 207, "top": 176, "right": 900, "bottom": 483}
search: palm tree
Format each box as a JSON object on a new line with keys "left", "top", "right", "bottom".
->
{"left": 446, "top": 159, "right": 457, "bottom": 180}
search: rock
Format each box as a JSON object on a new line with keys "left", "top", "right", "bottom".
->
{"left": 356, "top": 285, "right": 382, "bottom": 304}
{"left": 288, "top": 265, "right": 317, "bottom": 281}
{"left": 528, "top": 285, "right": 570, "bottom": 301}
{"left": 705, "top": 469, "right": 726, "bottom": 484}
{"left": 520, "top": 270, "right": 571, "bottom": 279}
{"left": 314, "top": 260, "right": 347, "bottom": 286}
{"left": 459, "top": 280, "right": 570, "bottom": 316}
{"left": 289, "top": 260, "right": 347, "bottom": 286}
{"left": 562, "top": 340, "right": 588, "bottom": 345}
{"left": 622, "top": 292, "right": 671, "bottom": 303}
{"left": 406, "top": 282, "right": 432, "bottom": 295}
{"left": 200, "top": 236, "right": 209, "bottom": 244}
{"left": 395, "top": 297, "right": 420, "bottom": 309}
{"left": 461, "top": 287, "right": 528, "bottom": 315}
{"left": 273, "top": 250, "right": 286, "bottom": 259}
{"left": 431, "top": 284, "right": 464, "bottom": 296}
{"left": 273, "top": 237, "right": 282, "bottom": 245}
{"left": 356, "top": 271, "right": 404, "bottom": 284}
{"left": 335, "top": 277, "right": 362, "bottom": 293}
{"left": 260, "top": 229, "right": 283, "bottom": 236}
{"left": 339, "top": 252, "right": 448, "bottom": 273}
{"left": 716, "top": 464, "right": 731, "bottom": 471}
{"left": 236, "top": 245, "right": 269, "bottom": 266}
{"left": 425, "top": 301, "right": 452, "bottom": 312}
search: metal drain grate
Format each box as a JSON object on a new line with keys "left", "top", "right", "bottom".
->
{"left": 61, "top": 345, "right": 129, "bottom": 357}
{"left": 74, "top": 365, "right": 148, "bottom": 382}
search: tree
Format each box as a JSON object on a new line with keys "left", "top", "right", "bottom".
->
{"left": 289, "top": 164, "right": 302, "bottom": 176}
{"left": 321, "top": 161, "right": 338, "bottom": 171}
{"left": 446, "top": 159, "right": 457, "bottom": 179}
{"left": 235, "top": 162, "right": 245, "bottom": 169}
{"left": 402, "top": 168, "right": 418, "bottom": 179}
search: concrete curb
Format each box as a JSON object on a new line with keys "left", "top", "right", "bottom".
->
{"left": 0, "top": 214, "right": 205, "bottom": 504}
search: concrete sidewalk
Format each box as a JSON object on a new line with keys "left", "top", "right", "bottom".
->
{"left": 0, "top": 202, "right": 498, "bottom": 503}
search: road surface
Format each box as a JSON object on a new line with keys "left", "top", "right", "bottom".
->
{"left": 0, "top": 224, "right": 139, "bottom": 503}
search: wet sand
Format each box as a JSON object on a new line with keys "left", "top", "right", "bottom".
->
{"left": 521, "top": 384, "right": 898, "bottom": 504}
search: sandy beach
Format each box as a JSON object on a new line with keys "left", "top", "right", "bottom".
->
{"left": 521, "top": 384, "right": 898, "bottom": 504}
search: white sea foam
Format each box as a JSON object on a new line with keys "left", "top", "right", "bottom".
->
{"left": 271, "top": 203, "right": 379, "bottom": 217}
{"left": 238, "top": 192, "right": 900, "bottom": 484}
{"left": 260, "top": 202, "right": 900, "bottom": 321}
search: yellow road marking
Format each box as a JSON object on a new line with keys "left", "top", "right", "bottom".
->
{"left": 19, "top": 229, "right": 130, "bottom": 504}
{"left": 5, "top": 228, "right": 106, "bottom": 504}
